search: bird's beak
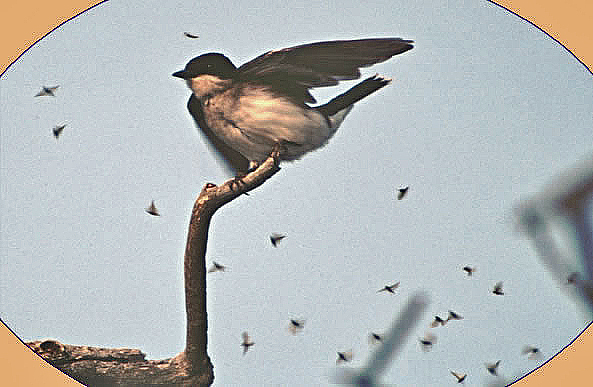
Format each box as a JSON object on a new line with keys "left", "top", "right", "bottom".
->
{"left": 172, "top": 70, "right": 188, "bottom": 79}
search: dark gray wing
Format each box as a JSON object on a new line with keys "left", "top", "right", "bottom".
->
{"left": 187, "top": 94, "right": 250, "bottom": 175}
{"left": 236, "top": 38, "right": 413, "bottom": 104}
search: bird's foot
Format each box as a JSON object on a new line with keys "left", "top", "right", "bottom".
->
{"left": 229, "top": 174, "right": 247, "bottom": 192}
{"left": 270, "top": 143, "right": 286, "bottom": 167}
{"left": 246, "top": 160, "right": 260, "bottom": 173}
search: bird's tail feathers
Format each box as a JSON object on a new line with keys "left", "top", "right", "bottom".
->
{"left": 315, "top": 74, "right": 391, "bottom": 117}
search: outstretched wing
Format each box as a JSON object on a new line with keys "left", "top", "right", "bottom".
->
{"left": 187, "top": 94, "right": 250, "bottom": 175}
{"left": 237, "top": 38, "right": 413, "bottom": 104}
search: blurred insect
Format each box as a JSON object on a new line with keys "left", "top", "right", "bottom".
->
{"left": 145, "top": 200, "right": 160, "bottom": 216}
{"left": 270, "top": 233, "right": 286, "bottom": 247}
{"left": 463, "top": 266, "right": 476, "bottom": 276}
{"left": 207, "top": 261, "right": 227, "bottom": 273}
{"left": 485, "top": 360, "right": 501, "bottom": 375}
{"left": 492, "top": 281, "right": 504, "bottom": 295}
{"left": 52, "top": 124, "right": 66, "bottom": 139}
{"left": 397, "top": 186, "right": 409, "bottom": 200}
{"left": 450, "top": 371, "right": 467, "bottom": 383}
{"left": 241, "top": 332, "right": 254, "bottom": 354}
{"left": 35, "top": 85, "right": 59, "bottom": 97}
{"left": 288, "top": 319, "right": 305, "bottom": 335}
{"left": 419, "top": 332, "right": 436, "bottom": 352}
{"left": 430, "top": 315, "right": 446, "bottom": 328}
{"left": 522, "top": 345, "right": 541, "bottom": 359}
{"left": 377, "top": 282, "right": 400, "bottom": 294}
{"left": 336, "top": 351, "right": 353, "bottom": 364}
{"left": 446, "top": 310, "right": 463, "bottom": 322}
{"left": 567, "top": 272, "right": 579, "bottom": 284}
{"left": 183, "top": 32, "right": 199, "bottom": 38}
{"left": 368, "top": 332, "right": 383, "bottom": 344}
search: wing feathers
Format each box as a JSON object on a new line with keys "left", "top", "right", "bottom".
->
{"left": 237, "top": 38, "right": 413, "bottom": 104}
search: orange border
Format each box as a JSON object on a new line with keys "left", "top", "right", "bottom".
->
{"left": 0, "top": 1, "right": 591, "bottom": 385}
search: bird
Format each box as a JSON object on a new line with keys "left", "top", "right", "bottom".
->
{"left": 52, "top": 124, "right": 66, "bottom": 139}
{"left": 336, "top": 351, "right": 353, "bottom": 364}
{"left": 241, "top": 331, "right": 254, "bottom": 354}
{"left": 397, "top": 186, "right": 409, "bottom": 200}
{"left": 446, "top": 310, "right": 463, "bottom": 322}
{"left": 378, "top": 282, "right": 400, "bottom": 294}
{"left": 288, "top": 319, "right": 305, "bottom": 335}
{"left": 430, "top": 315, "right": 447, "bottom": 328}
{"left": 270, "top": 233, "right": 286, "bottom": 247}
{"left": 207, "top": 261, "right": 227, "bottom": 273}
{"left": 173, "top": 38, "right": 413, "bottom": 176}
{"left": 462, "top": 266, "right": 476, "bottom": 276}
{"left": 492, "top": 281, "right": 504, "bottom": 295}
{"left": 183, "top": 32, "right": 199, "bottom": 38}
{"left": 485, "top": 360, "right": 501, "bottom": 375}
{"left": 145, "top": 200, "right": 160, "bottom": 216}
{"left": 35, "top": 85, "right": 59, "bottom": 97}
{"left": 450, "top": 371, "right": 467, "bottom": 383}
{"left": 419, "top": 332, "right": 436, "bottom": 351}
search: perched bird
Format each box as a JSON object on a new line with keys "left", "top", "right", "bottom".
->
{"left": 368, "top": 332, "right": 383, "bottom": 344}
{"left": 35, "top": 85, "right": 59, "bottom": 97}
{"left": 207, "top": 261, "right": 227, "bottom": 273}
{"left": 397, "top": 186, "right": 409, "bottom": 200}
{"left": 492, "top": 281, "right": 504, "bottom": 295}
{"left": 419, "top": 332, "right": 436, "bottom": 351}
{"left": 462, "top": 266, "right": 476, "bottom": 276}
{"left": 183, "top": 32, "right": 199, "bottom": 38}
{"left": 378, "top": 282, "right": 400, "bottom": 294}
{"left": 173, "top": 38, "right": 413, "bottom": 176}
{"left": 270, "top": 233, "right": 286, "bottom": 247}
{"left": 145, "top": 200, "right": 160, "bottom": 216}
{"left": 241, "top": 332, "right": 254, "bottom": 354}
{"left": 288, "top": 319, "right": 305, "bottom": 335}
{"left": 336, "top": 351, "right": 353, "bottom": 364}
{"left": 485, "top": 360, "right": 501, "bottom": 375}
{"left": 446, "top": 310, "right": 463, "bottom": 322}
{"left": 430, "top": 315, "right": 447, "bottom": 328}
{"left": 52, "top": 124, "right": 66, "bottom": 139}
{"left": 450, "top": 371, "right": 467, "bottom": 383}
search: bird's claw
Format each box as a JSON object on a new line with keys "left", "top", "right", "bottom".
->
{"left": 270, "top": 143, "right": 286, "bottom": 167}
{"left": 229, "top": 174, "right": 246, "bottom": 192}
{"left": 227, "top": 174, "right": 251, "bottom": 196}
{"left": 246, "top": 161, "right": 259, "bottom": 173}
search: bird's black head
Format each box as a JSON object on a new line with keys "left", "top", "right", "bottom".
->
{"left": 172, "top": 53, "right": 237, "bottom": 80}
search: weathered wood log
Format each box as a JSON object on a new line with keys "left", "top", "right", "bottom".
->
{"left": 26, "top": 340, "right": 203, "bottom": 386}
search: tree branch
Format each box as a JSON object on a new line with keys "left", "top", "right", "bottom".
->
{"left": 26, "top": 150, "right": 281, "bottom": 385}
{"left": 182, "top": 149, "right": 281, "bottom": 381}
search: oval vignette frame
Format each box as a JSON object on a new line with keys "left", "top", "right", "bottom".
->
{"left": 0, "top": 0, "right": 592, "bottom": 386}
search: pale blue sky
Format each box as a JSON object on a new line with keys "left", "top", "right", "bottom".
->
{"left": 1, "top": 0, "right": 592, "bottom": 385}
